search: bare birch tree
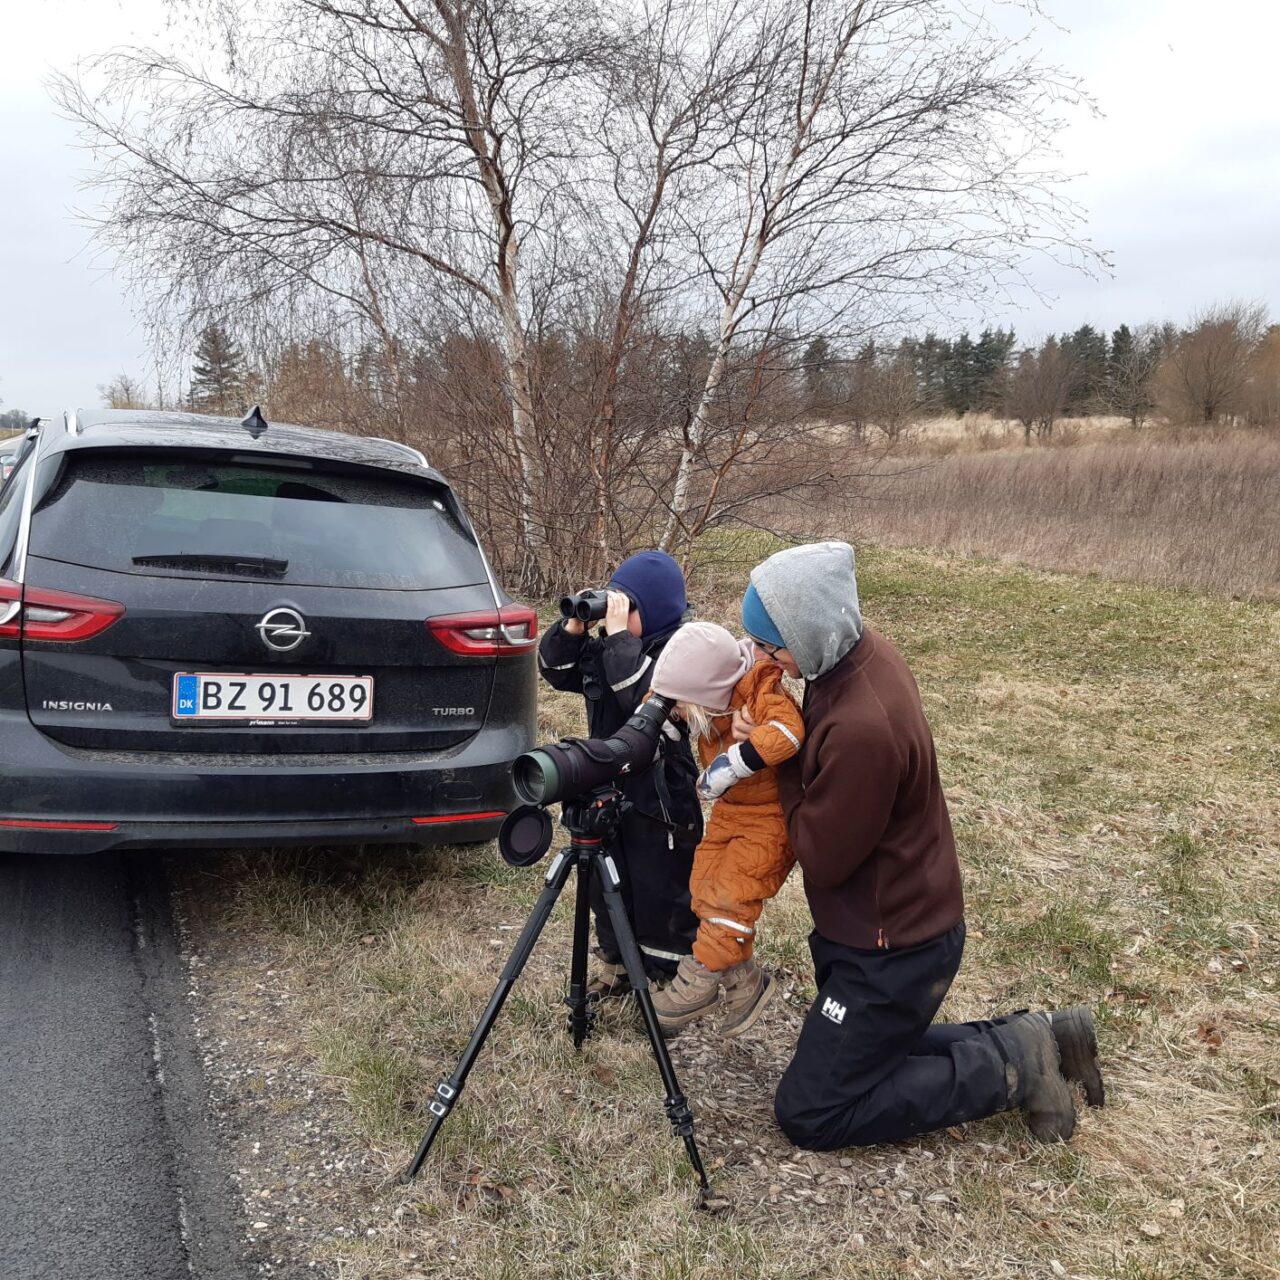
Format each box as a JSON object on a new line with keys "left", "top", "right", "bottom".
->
{"left": 1103, "top": 323, "right": 1161, "bottom": 429}
{"left": 864, "top": 350, "right": 927, "bottom": 442}
{"left": 657, "top": 0, "right": 1091, "bottom": 548}
{"left": 580, "top": 0, "right": 766, "bottom": 568}
{"left": 56, "top": 0, "right": 605, "bottom": 585}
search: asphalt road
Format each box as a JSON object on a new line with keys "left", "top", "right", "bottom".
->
{"left": 0, "top": 853, "right": 250, "bottom": 1280}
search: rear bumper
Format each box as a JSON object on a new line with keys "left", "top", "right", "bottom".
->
{"left": 0, "top": 813, "right": 506, "bottom": 855}
{"left": 0, "top": 711, "right": 530, "bottom": 854}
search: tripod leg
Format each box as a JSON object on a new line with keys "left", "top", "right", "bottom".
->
{"left": 565, "top": 853, "right": 595, "bottom": 1048}
{"left": 594, "top": 851, "right": 711, "bottom": 1194}
{"left": 401, "top": 847, "right": 577, "bottom": 1183}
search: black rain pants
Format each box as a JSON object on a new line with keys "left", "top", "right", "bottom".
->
{"left": 775, "top": 923, "right": 1019, "bottom": 1148}
{"left": 592, "top": 807, "right": 697, "bottom": 978}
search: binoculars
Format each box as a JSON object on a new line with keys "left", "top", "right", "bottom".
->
{"left": 559, "top": 589, "right": 610, "bottom": 623}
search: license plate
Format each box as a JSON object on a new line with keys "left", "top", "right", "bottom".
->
{"left": 172, "top": 673, "right": 374, "bottom": 722}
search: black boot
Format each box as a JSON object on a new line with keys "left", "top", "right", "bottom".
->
{"left": 1000, "top": 1007, "right": 1105, "bottom": 1106}
{"left": 994, "top": 1014, "right": 1077, "bottom": 1143}
{"left": 1051, "top": 1007, "right": 1105, "bottom": 1108}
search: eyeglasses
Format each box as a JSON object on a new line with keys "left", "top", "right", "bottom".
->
{"left": 752, "top": 638, "right": 786, "bottom": 660}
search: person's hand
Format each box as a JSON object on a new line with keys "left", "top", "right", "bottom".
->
{"left": 604, "top": 590, "right": 632, "bottom": 636}
{"left": 731, "top": 707, "right": 758, "bottom": 743}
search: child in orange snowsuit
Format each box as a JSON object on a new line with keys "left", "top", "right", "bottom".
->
{"left": 648, "top": 620, "right": 804, "bottom": 1036}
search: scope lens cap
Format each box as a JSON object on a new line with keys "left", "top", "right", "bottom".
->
{"left": 498, "top": 805, "right": 555, "bottom": 867}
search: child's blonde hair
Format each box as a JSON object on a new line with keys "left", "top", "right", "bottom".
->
{"left": 675, "top": 701, "right": 727, "bottom": 742}
{"left": 677, "top": 700, "right": 714, "bottom": 742}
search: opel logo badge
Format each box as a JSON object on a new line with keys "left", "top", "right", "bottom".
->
{"left": 256, "top": 607, "right": 311, "bottom": 653}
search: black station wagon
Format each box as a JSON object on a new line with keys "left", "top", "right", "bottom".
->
{"left": 0, "top": 409, "right": 536, "bottom": 853}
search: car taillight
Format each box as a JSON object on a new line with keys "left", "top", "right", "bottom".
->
{"left": 411, "top": 811, "right": 506, "bottom": 825}
{"left": 0, "top": 818, "right": 119, "bottom": 831}
{"left": 0, "top": 579, "right": 125, "bottom": 642}
{"left": 427, "top": 604, "right": 539, "bottom": 657}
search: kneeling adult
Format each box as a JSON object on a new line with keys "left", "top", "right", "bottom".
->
{"left": 739, "top": 542, "right": 1104, "bottom": 1149}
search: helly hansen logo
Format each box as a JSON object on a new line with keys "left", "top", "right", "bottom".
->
{"left": 821, "top": 997, "right": 847, "bottom": 1025}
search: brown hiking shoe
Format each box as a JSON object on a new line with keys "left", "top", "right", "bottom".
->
{"left": 1051, "top": 1006, "right": 1105, "bottom": 1107}
{"left": 585, "top": 958, "right": 630, "bottom": 1003}
{"left": 651, "top": 954, "right": 720, "bottom": 1034}
{"left": 996, "top": 1014, "right": 1077, "bottom": 1143}
{"left": 719, "top": 958, "right": 777, "bottom": 1038}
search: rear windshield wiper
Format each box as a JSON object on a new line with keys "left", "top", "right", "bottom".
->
{"left": 132, "top": 553, "right": 289, "bottom": 577}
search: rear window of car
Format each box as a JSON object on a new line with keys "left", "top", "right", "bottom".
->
{"left": 0, "top": 450, "right": 31, "bottom": 577}
{"left": 29, "top": 453, "right": 488, "bottom": 590}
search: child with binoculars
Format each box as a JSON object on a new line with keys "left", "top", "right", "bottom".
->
{"left": 537, "top": 551, "right": 702, "bottom": 996}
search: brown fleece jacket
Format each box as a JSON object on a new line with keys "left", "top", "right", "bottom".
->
{"left": 776, "top": 626, "right": 964, "bottom": 950}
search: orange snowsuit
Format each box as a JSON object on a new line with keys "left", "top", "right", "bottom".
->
{"left": 690, "top": 661, "right": 805, "bottom": 971}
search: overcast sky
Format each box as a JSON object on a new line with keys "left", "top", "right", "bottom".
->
{"left": 2, "top": 0, "right": 1279, "bottom": 415}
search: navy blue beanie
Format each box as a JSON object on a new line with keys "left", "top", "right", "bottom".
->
{"left": 610, "top": 551, "right": 687, "bottom": 640}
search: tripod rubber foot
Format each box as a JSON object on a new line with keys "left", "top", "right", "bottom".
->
{"left": 696, "top": 1184, "right": 731, "bottom": 1213}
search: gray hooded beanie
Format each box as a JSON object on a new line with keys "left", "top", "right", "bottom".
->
{"left": 748, "top": 541, "right": 863, "bottom": 680}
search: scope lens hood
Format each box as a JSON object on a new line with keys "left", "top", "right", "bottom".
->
{"left": 512, "top": 748, "right": 560, "bottom": 805}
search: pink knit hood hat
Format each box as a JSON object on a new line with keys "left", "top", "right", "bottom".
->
{"left": 650, "top": 620, "right": 754, "bottom": 714}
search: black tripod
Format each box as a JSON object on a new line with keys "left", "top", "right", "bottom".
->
{"left": 401, "top": 787, "right": 710, "bottom": 1198}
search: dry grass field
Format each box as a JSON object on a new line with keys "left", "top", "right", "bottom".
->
{"left": 176, "top": 543, "right": 1279, "bottom": 1280}
{"left": 856, "top": 430, "right": 1280, "bottom": 601}
{"left": 909, "top": 413, "right": 1131, "bottom": 450}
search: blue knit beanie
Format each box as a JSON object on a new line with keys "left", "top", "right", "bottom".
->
{"left": 741, "top": 582, "right": 785, "bottom": 649}
{"left": 610, "top": 551, "right": 687, "bottom": 640}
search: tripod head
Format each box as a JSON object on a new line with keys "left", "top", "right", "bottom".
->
{"left": 560, "top": 786, "right": 631, "bottom": 844}
{"left": 498, "top": 785, "right": 632, "bottom": 866}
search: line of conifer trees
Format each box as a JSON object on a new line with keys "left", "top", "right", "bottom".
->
{"left": 803, "top": 323, "right": 1177, "bottom": 419}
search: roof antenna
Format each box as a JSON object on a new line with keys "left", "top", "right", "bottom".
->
{"left": 241, "top": 405, "right": 269, "bottom": 439}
